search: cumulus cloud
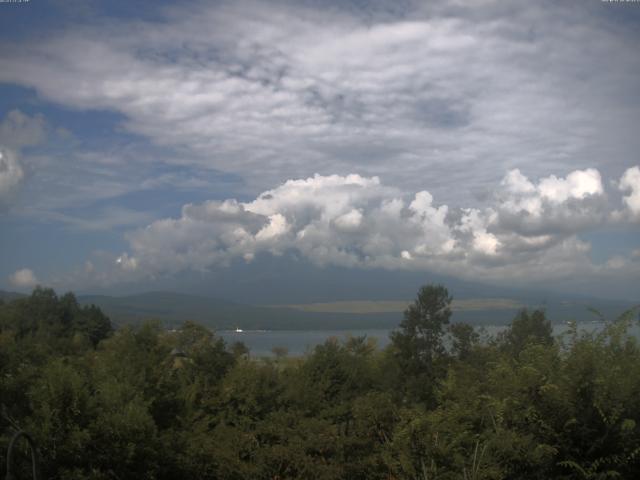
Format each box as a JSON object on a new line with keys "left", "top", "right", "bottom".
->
{"left": 619, "top": 166, "right": 640, "bottom": 218}
{"left": 492, "top": 167, "right": 608, "bottom": 239}
{"left": 111, "top": 167, "right": 639, "bottom": 284}
{"left": 8, "top": 268, "right": 39, "bottom": 288}
{"left": 0, "top": 148, "right": 25, "bottom": 210}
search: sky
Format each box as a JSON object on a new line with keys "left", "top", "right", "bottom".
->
{"left": 0, "top": 0, "right": 639, "bottom": 302}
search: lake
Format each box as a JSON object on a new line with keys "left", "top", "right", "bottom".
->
{"left": 218, "top": 322, "right": 640, "bottom": 357}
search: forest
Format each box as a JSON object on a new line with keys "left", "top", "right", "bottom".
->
{"left": 1, "top": 285, "right": 639, "bottom": 479}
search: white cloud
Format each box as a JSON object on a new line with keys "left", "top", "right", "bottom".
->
{"left": 538, "top": 169, "right": 603, "bottom": 204}
{"left": 619, "top": 166, "right": 640, "bottom": 218}
{"left": 495, "top": 167, "right": 606, "bottom": 236}
{"left": 0, "top": 148, "right": 25, "bottom": 210}
{"left": 255, "top": 213, "right": 289, "bottom": 242}
{"left": 110, "top": 167, "right": 638, "bottom": 285}
{"left": 500, "top": 168, "right": 604, "bottom": 215}
{"left": 0, "top": 1, "right": 638, "bottom": 201}
{"left": 502, "top": 169, "right": 536, "bottom": 195}
{"left": 334, "top": 209, "right": 363, "bottom": 232}
{"left": 8, "top": 268, "right": 39, "bottom": 288}
{"left": 115, "top": 253, "right": 138, "bottom": 272}
{"left": 0, "top": 2, "right": 636, "bottom": 299}
{"left": 457, "top": 208, "right": 500, "bottom": 256}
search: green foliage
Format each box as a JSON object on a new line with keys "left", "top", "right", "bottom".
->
{"left": 0, "top": 287, "right": 113, "bottom": 350}
{"left": 2, "top": 287, "right": 640, "bottom": 479}
{"left": 449, "top": 322, "right": 480, "bottom": 360}
{"left": 390, "top": 283, "right": 453, "bottom": 404}
{"left": 392, "top": 284, "right": 453, "bottom": 364}
{"left": 500, "top": 308, "right": 553, "bottom": 356}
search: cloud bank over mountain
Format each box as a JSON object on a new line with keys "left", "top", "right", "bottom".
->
{"left": 106, "top": 167, "right": 639, "bottom": 287}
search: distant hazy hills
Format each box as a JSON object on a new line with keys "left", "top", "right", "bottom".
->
{"left": 77, "top": 291, "right": 401, "bottom": 330}
{"left": 2, "top": 289, "right": 636, "bottom": 330}
{"left": 0, "top": 290, "right": 24, "bottom": 302}
{"left": 275, "top": 298, "right": 524, "bottom": 314}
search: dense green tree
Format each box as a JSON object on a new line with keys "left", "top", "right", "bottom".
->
{"left": 449, "top": 322, "right": 480, "bottom": 360}
{"left": 390, "top": 283, "right": 453, "bottom": 404}
{"left": 75, "top": 304, "right": 112, "bottom": 347}
{"left": 0, "top": 288, "right": 112, "bottom": 349}
{"left": 501, "top": 308, "right": 553, "bottom": 356}
{"left": 2, "top": 288, "right": 640, "bottom": 479}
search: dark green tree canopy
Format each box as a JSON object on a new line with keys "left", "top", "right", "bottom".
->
{"left": 391, "top": 284, "right": 452, "bottom": 365}
{"left": 448, "top": 321, "right": 479, "bottom": 360}
{"left": 3, "top": 288, "right": 640, "bottom": 480}
{"left": 0, "top": 287, "right": 112, "bottom": 346}
{"left": 389, "top": 284, "right": 452, "bottom": 404}
{"left": 502, "top": 308, "right": 553, "bottom": 355}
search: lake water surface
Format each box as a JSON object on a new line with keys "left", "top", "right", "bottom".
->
{"left": 218, "top": 322, "right": 640, "bottom": 357}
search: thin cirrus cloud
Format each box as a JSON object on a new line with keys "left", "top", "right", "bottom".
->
{"left": 0, "top": 110, "right": 48, "bottom": 150}
{"left": 0, "top": 110, "right": 47, "bottom": 210}
{"left": 109, "top": 166, "right": 639, "bottom": 286}
{"left": 0, "top": 148, "right": 24, "bottom": 211}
